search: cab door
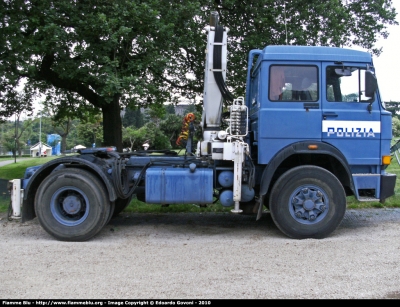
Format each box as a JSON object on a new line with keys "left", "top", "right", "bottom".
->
{"left": 321, "top": 63, "right": 381, "bottom": 167}
{"left": 257, "top": 63, "right": 322, "bottom": 164}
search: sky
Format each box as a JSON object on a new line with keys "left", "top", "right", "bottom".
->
{"left": 366, "top": 1, "right": 400, "bottom": 102}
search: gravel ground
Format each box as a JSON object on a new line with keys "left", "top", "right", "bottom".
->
{"left": 1, "top": 208, "right": 400, "bottom": 299}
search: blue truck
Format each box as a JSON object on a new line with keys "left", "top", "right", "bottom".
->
{"left": 9, "top": 12, "right": 396, "bottom": 241}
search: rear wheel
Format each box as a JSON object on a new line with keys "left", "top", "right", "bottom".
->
{"left": 269, "top": 165, "right": 346, "bottom": 239}
{"left": 35, "top": 168, "right": 110, "bottom": 241}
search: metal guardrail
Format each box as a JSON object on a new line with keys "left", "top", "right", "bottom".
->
{"left": 390, "top": 139, "right": 400, "bottom": 165}
{"left": 0, "top": 147, "right": 31, "bottom": 156}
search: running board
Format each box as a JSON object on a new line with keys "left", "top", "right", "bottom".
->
{"left": 352, "top": 173, "right": 380, "bottom": 201}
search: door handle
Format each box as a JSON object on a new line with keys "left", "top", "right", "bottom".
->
{"left": 323, "top": 112, "right": 338, "bottom": 120}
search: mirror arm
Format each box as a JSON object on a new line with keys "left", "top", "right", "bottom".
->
{"left": 367, "top": 102, "right": 372, "bottom": 114}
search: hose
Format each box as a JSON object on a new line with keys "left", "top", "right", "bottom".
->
{"left": 111, "top": 158, "right": 150, "bottom": 199}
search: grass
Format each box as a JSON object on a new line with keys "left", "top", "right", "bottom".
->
{"left": 1, "top": 155, "right": 400, "bottom": 214}
{"left": 123, "top": 199, "right": 232, "bottom": 214}
{"left": 0, "top": 157, "right": 58, "bottom": 179}
{"left": 0, "top": 157, "right": 59, "bottom": 212}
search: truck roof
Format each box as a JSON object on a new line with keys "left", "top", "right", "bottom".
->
{"left": 260, "top": 45, "right": 372, "bottom": 63}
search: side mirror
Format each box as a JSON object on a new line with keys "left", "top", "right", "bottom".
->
{"left": 365, "top": 70, "right": 377, "bottom": 98}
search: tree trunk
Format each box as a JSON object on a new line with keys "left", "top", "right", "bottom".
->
{"left": 102, "top": 96, "right": 123, "bottom": 152}
{"left": 61, "top": 135, "right": 67, "bottom": 154}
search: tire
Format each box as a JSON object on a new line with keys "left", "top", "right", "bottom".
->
{"left": 35, "top": 168, "right": 110, "bottom": 241}
{"left": 105, "top": 200, "right": 115, "bottom": 225}
{"left": 269, "top": 165, "right": 346, "bottom": 239}
{"left": 111, "top": 196, "right": 133, "bottom": 218}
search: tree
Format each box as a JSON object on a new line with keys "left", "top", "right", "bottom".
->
{"left": 159, "top": 113, "right": 185, "bottom": 148}
{"left": 1, "top": 117, "right": 30, "bottom": 156}
{"left": 203, "top": 0, "right": 398, "bottom": 99}
{"left": 0, "top": 80, "right": 35, "bottom": 121}
{"left": 165, "top": 104, "right": 176, "bottom": 115}
{"left": 42, "top": 88, "right": 101, "bottom": 153}
{"left": 392, "top": 116, "right": 400, "bottom": 138}
{"left": 1, "top": 0, "right": 397, "bottom": 151}
{"left": 122, "top": 121, "right": 171, "bottom": 151}
{"left": 122, "top": 107, "right": 145, "bottom": 129}
{"left": 385, "top": 101, "right": 400, "bottom": 118}
{"left": 4, "top": 92, "right": 34, "bottom": 156}
{"left": 1, "top": 0, "right": 203, "bottom": 151}
{"left": 16, "top": 118, "right": 34, "bottom": 156}
{"left": 2, "top": 128, "right": 17, "bottom": 156}
{"left": 64, "top": 119, "right": 85, "bottom": 150}
{"left": 76, "top": 116, "right": 103, "bottom": 148}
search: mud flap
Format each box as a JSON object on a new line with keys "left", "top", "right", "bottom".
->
{"left": 256, "top": 194, "right": 264, "bottom": 220}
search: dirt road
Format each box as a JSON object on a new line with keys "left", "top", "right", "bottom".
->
{"left": 1, "top": 209, "right": 400, "bottom": 299}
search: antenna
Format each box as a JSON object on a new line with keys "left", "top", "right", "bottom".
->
{"left": 284, "top": 2, "right": 288, "bottom": 45}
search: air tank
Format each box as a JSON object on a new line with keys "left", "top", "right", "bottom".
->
{"left": 218, "top": 171, "right": 234, "bottom": 187}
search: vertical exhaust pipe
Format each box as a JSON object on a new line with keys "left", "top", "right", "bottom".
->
{"left": 210, "top": 11, "right": 219, "bottom": 27}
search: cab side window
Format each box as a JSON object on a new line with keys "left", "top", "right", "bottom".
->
{"left": 326, "top": 66, "right": 373, "bottom": 102}
{"left": 269, "top": 65, "right": 318, "bottom": 102}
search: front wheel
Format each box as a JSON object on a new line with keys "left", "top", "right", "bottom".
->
{"left": 35, "top": 168, "right": 110, "bottom": 241}
{"left": 269, "top": 166, "right": 346, "bottom": 239}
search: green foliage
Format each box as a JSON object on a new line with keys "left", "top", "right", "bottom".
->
{"left": 140, "top": 121, "right": 171, "bottom": 150}
{"left": 122, "top": 121, "right": 171, "bottom": 151}
{"left": 0, "top": 87, "right": 35, "bottom": 121}
{"left": 1, "top": 0, "right": 205, "bottom": 150}
{"left": 76, "top": 117, "right": 103, "bottom": 148}
{"left": 146, "top": 103, "right": 167, "bottom": 122}
{"left": 40, "top": 89, "right": 103, "bottom": 152}
{"left": 1, "top": 0, "right": 397, "bottom": 150}
{"left": 165, "top": 104, "right": 176, "bottom": 115}
{"left": 392, "top": 116, "right": 400, "bottom": 138}
{"left": 121, "top": 104, "right": 200, "bottom": 150}
{"left": 385, "top": 101, "right": 400, "bottom": 117}
{"left": 159, "top": 113, "right": 184, "bottom": 147}
{"left": 1, "top": 117, "right": 34, "bottom": 156}
{"left": 122, "top": 126, "right": 142, "bottom": 151}
{"left": 122, "top": 108, "right": 145, "bottom": 129}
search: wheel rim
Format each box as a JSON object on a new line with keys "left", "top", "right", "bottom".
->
{"left": 289, "top": 185, "right": 329, "bottom": 224}
{"left": 50, "top": 186, "right": 90, "bottom": 226}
